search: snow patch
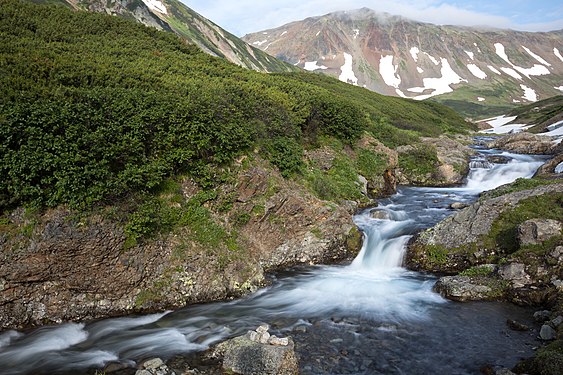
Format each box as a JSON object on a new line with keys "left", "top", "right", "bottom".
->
{"left": 480, "top": 115, "right": 533, "bottom": 134}
{"left": 424, "top": 52, "right": 439, "bottom": 65}
{"left": 556, "top": 162, "right": 563, "bottom": 173}
{"left": 486, "top": 115, "right": 517, "bottom": 128}
{"left": 520, "top": 84, "right": 537, "bottom": 102}
{"left": 339, "top": 53, "right": 358, "bottom": 85}
{"left": 514, "top": 64, "right": 550, "bottom": 78}
{"left": 555, "top": 86, "right": 563, "bottom": 92}
{"left": 304, "top": 61, "right": 328, "bottom": 71}
{"left": 280, "top": 31, "right": 287, "bottom": 37}
{"left": 554, "top": 48, "right": 563, "bottom": 62}
{"left": 500, "top": 67, "right": 522, "bottom": 80}
{"left": 488, "top": 65, "right": 501, "bottom": 75}
{"left": 410, "top": 47, "right": 420, "bottom": 62}
{"left": 253, "top": 39, "right": 268, "bottom": 46}
{"left": 477, "top": 97, "right": 485, "bottom": 102}
{"left": 379, "top": 55, "right": 401, "bottom": 88}
{"left": 316, "top": 30, "right": 321, "bottom": 37}
{"left": 465, "top": 50, "right": 475, "bottom": 60}
{"left": 522, "top": 46, "right": 550, "bottom": 66}
{"left": 467, "top": 64, "right": 487, "bottom": 79}
{"left": 410, "top": 58, "right": 467, "bottom": 100}
{"left": 142, "top": 0, "right": 167, "bottom": 14}
{"left": 353, "top": 29, "right": 360, "bottom": 39}
{"left": 495, "top": 43, "right": 511, "bottom": 64}
{"left": 417, "top": 67, "right": 424, "bottom": 73}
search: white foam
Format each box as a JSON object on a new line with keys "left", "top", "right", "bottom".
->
{"left": 501, "top": 67, "right": 522, "bottom": 80}
{"left": 488, "top": 65, "right": 502, "bottom": 75}
{"left": 520, "top": 84, "right": 537, "bottom": 102}
{"left": 465, "top": 50, "right": 475, "bottom": 60}
{"left": 467, "top": 64, "right": 487, "bottom": 79}
{"left": 554, "top": 48, "right": 563, "bottom": 62}
{"left": 304, "top": 61, "right": 328, "bottom": 71}
{"left": 522, "top": 46, "right": 551, "bottom": 66}
{"left": 339, "top": 53, "right": 358, "bottom": 85}
{"left": 410, "top": 47, "right": 420, "bottom": 62}
{"left": 142, "top": 0, "right": 167, "bottom": 14}
{"left": 379, "top": 55, "right": 401, "bottom": 88}
{"left": 556, "top": 162, "right": 563, "bottom": 173}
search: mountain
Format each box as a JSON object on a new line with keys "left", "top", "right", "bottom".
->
{"left": 242, "top": 8, "right": 563, "bottom": 118}
{"left": 33, "top": 0, "right": 295, "bottom": 72}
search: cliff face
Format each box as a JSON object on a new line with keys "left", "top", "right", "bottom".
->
{"left": 243, "top": 8, "right": 563, "bottom": 117}
{"left": 0, "top": 159, "right": 361, "bottom": 330}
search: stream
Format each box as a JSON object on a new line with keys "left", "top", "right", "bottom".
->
{"left": 0, "top": 145, "right": 549, "bottom": 374}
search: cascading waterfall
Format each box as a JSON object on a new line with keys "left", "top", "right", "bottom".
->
{"left": 0, "top": 148, "right": 547, "bottom": 375}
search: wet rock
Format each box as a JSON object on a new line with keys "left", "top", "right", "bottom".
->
{"left": 370, "top": 210, "right": 391, "bottom": 220}
{"left": 449, "top": 202, "right": 468, "bottom": 210}
{"left": 487, "top": 133, "right": 555, "bottom": 155}
{"left": 136, "top": 358, "right": 175, "bottom": 375}
{"left": 517, "top": 219, "right": 562, "bottom": 246}
{"left": 534, "top": 310, "right": 552, "bottom": 322}
{"left": 506, "top": 319, "right": 529, "bottom": 331}
{"left": 433, "top": 276, "right": 499, "bottom": 301}
{"left": 534, "top": 153, "right": 563, "bottom": 176}
{"left": 214, "top": 325, "right": 298, "bottom": 375}
{"left": 486, "top": 155, "right": 511, "bottom": 164}
{"left": 551, "top": 316, "right": 563, "bottom": 328}
{"left": 540, "top": 324, "right": 557, "bottom": 341}
{"left": 495, "top": 369, "right": 516, "bottom": 375}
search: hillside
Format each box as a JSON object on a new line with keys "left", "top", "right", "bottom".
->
{"left": 31, "top": 0, "right": 296, "bottom": 72}
{"left": 242, "top": 8, "right": 563, "bottom": 118}
{"left": 0, "top": 0, "right": 476, "bottom": 329}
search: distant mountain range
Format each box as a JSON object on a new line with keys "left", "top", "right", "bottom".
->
{"left": 38, "top": 0, "right": 296, "bottom": 73}
{"left": 242, "top": 8, "right": 563, "bottom": 117}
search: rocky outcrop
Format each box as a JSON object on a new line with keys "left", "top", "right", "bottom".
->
{"left": 487, "top": 133, "right": 557, "bottom": 155}
{"left": 434, "top": 275, "right": 505, "bottom": 302}
{"left": 0, "top": 161, "right": 361, "bottom": 330}
{"left": 213, "top": 325, "right": 298, "bottom": 375}
{"left": 518, "top": 219, "right": 562, "bottom": 246}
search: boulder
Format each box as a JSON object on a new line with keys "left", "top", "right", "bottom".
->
{"left": 215, "top": 326, "right": 298, "bottom": 375}
{"left": 487, "top": 132, "right": 555, "bottom": 154}
{"left": 517, "top": 219, "right": 562, "bottom": 246}
{"left": 540, "top": 324, "right": 557, "bottom": 341}
{"left": 486, "top": 155, "right": 511, "bottom": 164}
{"left": 498, "top": 263, "right": 531, "bottom": 288}
{"left": 135, "top": 358, "right": 175, "bottom": 375}
{"left": 370, "top": 210, "right": 392, "bottom": 220}
{"left": 449, "top": 202, "right": 469, "bottom": 210}
{"left": 433, "top": 276, "right": 501, "bottom": 302}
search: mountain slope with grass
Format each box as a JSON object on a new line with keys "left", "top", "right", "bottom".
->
{"left": 0, "top": 0, "right": 475, "bottom": 329}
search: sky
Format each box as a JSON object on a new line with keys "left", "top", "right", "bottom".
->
{"left": 183, "top": 0, "right": 563, "bottom": 36}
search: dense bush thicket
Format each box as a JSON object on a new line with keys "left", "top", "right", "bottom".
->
{"left": 0, "top": 0, "right": 472, "bottom": 210}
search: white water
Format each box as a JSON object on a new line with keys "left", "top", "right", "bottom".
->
{"left": 0, "top": 148, "right": 547, "bottom": 374}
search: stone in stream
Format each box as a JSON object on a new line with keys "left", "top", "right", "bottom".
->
{"left": 533, "top": 310, "right": 552, "bottom": 322}
{"left": 506, "top": 319, "right": 529, "bottom": 331}
{"left": 539, "top": 324, "right": 557, "bottom": 341}
{"left": 135, "top": 357, "right": 176, "bottom": 375}
{"left": 433, "top": 276, "right": 497, "bottom": 301}
{"left": 449, "top": 202, "right": 468, "bottom": 210}
{"left": 214, "top": 325, "right": 298, "bottom": 375}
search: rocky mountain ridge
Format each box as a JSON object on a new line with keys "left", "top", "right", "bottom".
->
{"left": 39, "top": 0, "right": 295, "bottom": 72}
{"left": 243, "top": 8, "right": 563, "bottom": 118}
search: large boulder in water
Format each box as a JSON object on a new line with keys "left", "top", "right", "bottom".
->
{"left": 214, "top": 325, "right": 298, "bottom": 375}
{"left": 487, "top": 133, "right": 556, "bottom": 154}
{"left": 434, "top": 275, "right": 505, "bottom": 301}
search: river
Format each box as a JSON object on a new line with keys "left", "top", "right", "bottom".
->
{"left": 0, "top": 145, "right": 548, "bottom": 374}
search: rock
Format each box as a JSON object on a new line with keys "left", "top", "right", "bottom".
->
{"left": 486, "top": 155, "right": 511, "bottom": 164}
{"left": 256, "top": 324, "right": 269, "bottom": 333}
{"left": 136, "top": 358, "right": 175, "bottom": 375}
{"left": 506, "top": 319, "right": 529, "bottom": 331}
{"left": 143, "top": 358, "right": 165, "bottom": 370}
{"left": 498, "top": 263, "right": 531, "bottom": 288}
{"left": 449, "top": 202, "right": 468, "bottom": 210}
{"left": 550, "top": 246, "right": 563, "bottom": 262}
{"left": 517, "top": 219, "right": 562, "bottom": 246}
{"left": 550, "top": 316, "right": 563, "bottom": 327}
{"left": 215, "top": 332, "right": 298, "bottom": 375}
{"left": 495, "top": 369, "right": 516, "bottom": 375}
{"left": 534, "top": 154, "right": 563, "bottom": 176}
{"left": 305, "top": 147, "right": 335, "bottom": 170}
{"left": 357, "top": 175, "right": 369, "bottom": 196}
{"left": 540, "top": 324, "right": 557, "bottom": 340}
{"left": 534, "top": 310, "right": 552, "bottom": 322}
{"left": 268, "top": 336, "right": 289, "bottom": 346}
{"left": 370, "top": 210, "right": 392, "bottom": 220}
{"left": 487, "top": 132, "right": 555, "bottom": 155}
{"left": 433, "top": 276, "right": 500, "bottom": 302}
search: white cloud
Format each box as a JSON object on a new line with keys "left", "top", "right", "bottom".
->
{"left": 183, "top": 1, "right": 563, "bottom": 36}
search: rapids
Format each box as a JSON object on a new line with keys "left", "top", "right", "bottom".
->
{"left": 0, "top": 146, "right": 548, "bottom": 374}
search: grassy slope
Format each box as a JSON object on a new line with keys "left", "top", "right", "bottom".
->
{"left": 0, "top": 0, "right": 473, "bottom": 214}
